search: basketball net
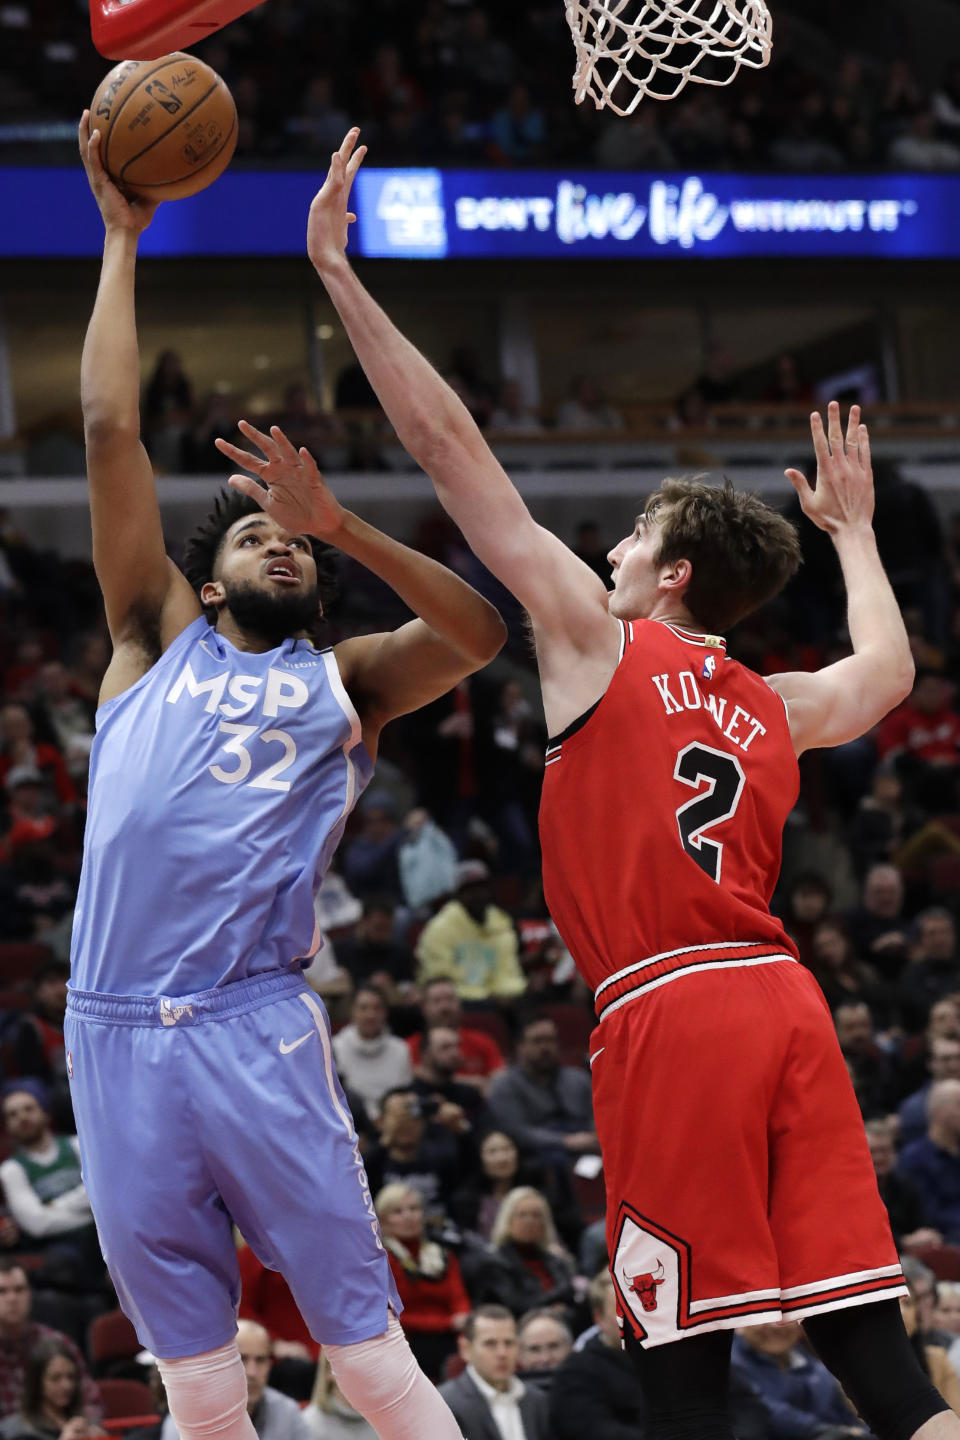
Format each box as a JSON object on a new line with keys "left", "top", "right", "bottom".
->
{"left": 565, "top": 0, "right": 772, "bottom": 114}
{"left": 91, "top": 0, "right": 264, "bottom": 60}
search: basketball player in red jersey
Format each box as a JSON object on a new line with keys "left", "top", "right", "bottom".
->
{"left": 309, "top": 130, "right": 960, "bottom": 1440}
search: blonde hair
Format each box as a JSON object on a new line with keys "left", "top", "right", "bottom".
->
{"left": 374, "top": 1182, "right": 424, "bottom": 1225}
{"left": 491, "top": 1186, "right": 558, "bottom": 1251}
{"left": 937, "top": 1281, "right": 960, "bottom": 1304}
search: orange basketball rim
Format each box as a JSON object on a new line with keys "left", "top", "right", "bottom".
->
{"left": 91, "top": 0, "right": 265, "bottom": 61}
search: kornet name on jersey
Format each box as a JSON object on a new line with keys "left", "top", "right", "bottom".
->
{"left": 539, "top": 619, "right": 800, "bottom": 1012}
{"left": 70, "top": 617, "right": 372, "bottom": 997}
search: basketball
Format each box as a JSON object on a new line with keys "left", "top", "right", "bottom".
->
{"left": 89, "top": 52, "right": 237, "bottom": 201}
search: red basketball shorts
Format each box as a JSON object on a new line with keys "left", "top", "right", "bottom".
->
{"left": 590, "top": 957, "right": 905, "bottom": 1347}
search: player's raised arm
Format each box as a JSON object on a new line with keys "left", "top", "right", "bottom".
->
{"left": 767, "top": 402, "right": 914, "bottom": 754}
{"left": 306, "top": 130, "right": 616, "bottom": 659}
{"left": 78, "top": 112, "right": 199, "bottom": 650}
{"left": 216, "top": 422, "right": 506, "bottom": 747}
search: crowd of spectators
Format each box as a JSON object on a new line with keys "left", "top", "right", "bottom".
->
{"left": 1, "top": 434, "right": 960, "bottom": 1433}
{"left": 7, "top": 2, "right": 960, "bottom": 173}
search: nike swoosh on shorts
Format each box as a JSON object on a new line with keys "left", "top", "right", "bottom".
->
{"left": 279, "top": 1032, "right": 313, "bottom": 1055}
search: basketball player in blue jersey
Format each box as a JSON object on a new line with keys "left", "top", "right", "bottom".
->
{"left": 71, "top": 117, "right": 502, "bottom": 1440}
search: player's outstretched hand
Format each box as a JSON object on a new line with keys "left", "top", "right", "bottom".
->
{"left": 215, "top": 420, "right": 346, "bottom": 541}
{"left": 785, "top": 400, "right": 875, "bottom": 535}
{"left": 78, "top": 111, "right": 158, "bottom": 235}
{"left": 307, "top": 127, "right": 367, "bottom": 273}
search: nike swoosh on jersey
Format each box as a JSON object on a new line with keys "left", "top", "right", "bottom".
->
{"left": 279, "top": 1032, "right": 313, "bottom": 1055}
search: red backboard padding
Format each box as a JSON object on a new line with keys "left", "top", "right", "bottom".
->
{"left": 91, "top": 0, "right": 264, "bottom": 60}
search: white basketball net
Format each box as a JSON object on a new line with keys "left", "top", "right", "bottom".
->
{"left": 565, "top": 0, "right": 773, "bottom": 114}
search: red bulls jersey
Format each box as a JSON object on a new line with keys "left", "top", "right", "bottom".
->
{"left": 540, "top": 619, "right": 800, "bottom": 1016}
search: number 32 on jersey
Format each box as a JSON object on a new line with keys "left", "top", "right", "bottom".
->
{"left": 673, "top": 742, "right": 745, "bottom": 883}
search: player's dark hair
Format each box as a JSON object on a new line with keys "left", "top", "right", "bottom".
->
{"left": 21, "top": 1337, "right": 82, "bottom": 1424}
{"left": 182, "top": 490, "right": 339, "bottom": 629}
{"left": 644, "top": 477, "right": 802, "bottom": 632}
{"left": 462, "top": 1304, "right": 515, "bottom": 1341}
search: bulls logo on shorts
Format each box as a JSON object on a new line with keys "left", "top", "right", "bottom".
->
{"left": 612, "top": 1205, "right": 687, "bottom": 1345}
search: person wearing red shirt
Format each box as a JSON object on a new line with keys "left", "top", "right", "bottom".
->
{"left": 375, "top": 1184, "right": 470, "bottom": 1383}
{"left": 0, "top": 706, "right": 76, "bottom": 807}
{"left": 877, "top": 669, "right": 960, "bottom": 812}
{"left": 407, "top": 978, "right": 506, "bottom": 1091}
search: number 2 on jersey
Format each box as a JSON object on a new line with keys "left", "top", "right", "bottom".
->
{"left": 673, "top": 742, "right": 745, "bottom": 882}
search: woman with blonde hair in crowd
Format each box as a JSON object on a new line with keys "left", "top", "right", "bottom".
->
{"left": 304, "top": 1353, "right": 376, "bottom": 1440}
{"left": 935, "top": 1281, "right": 960, "bottom": 1382}
{"left": 464, "top": 1185, "right": 577, "bottom": 1318}
{"left": 374, "top": 1183, "right": 471, "bottom": 1382}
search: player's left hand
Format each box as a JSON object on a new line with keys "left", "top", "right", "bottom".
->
{"left": 307, "top": 127, "right": 367, "bottom": 273}
{"left": 215, "top": 420, "right": 346, "bottom": 540}
{"left": 785, "top": 400, "right": 875, "bottom": 535}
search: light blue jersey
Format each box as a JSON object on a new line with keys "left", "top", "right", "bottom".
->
{"left": 71, "top": 617, "right": 373, "bottom": 995}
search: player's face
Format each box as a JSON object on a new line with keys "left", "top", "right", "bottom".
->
{"left": 606, "top": 514, "right": 665, "bottom": 621}
{"left": 209, "top": 516, "right": 321, "bottom": 642}
{"left": 463, "top": 1318, "right": 519, "bottom": 1388}
{"left": 0, "top": 1269, "right": 31, "bottom": 1327}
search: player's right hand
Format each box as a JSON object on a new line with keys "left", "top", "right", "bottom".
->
{"left": 785, "top": 400, "right": 875, "bottom": 536}
{"left": 307, "top": 127, "right": 367, "bottom": 273}
{"left": 79, "top": 111, "right": 158, "bottom": 236}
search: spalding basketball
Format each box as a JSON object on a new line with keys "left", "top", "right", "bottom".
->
{"left": 90, "top": 52, "right": 237, "bottom": 201}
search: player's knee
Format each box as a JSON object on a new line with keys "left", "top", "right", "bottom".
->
{"left": 157, "top": 1343, "right": 252, "bottom": 1440}
{"left": 325, "top": 1312, "right": 419, "bottom": 1412}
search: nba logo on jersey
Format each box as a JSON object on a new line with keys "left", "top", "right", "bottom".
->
{"left": 702, "top": 654, "right": 716, "bottom": 680}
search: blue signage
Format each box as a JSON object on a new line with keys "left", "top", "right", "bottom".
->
{"left": 0, "top": 165, "right": 952, "bottom": 260}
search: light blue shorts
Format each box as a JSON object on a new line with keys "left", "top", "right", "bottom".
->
{"left": 65, "top": 970, "right": 400, "bottom": 1358}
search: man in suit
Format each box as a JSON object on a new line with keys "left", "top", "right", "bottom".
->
{"left": 439, "top": 1305, "right": 552, "bottom": 1440}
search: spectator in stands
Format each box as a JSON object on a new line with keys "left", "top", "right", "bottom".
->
{"left": 397, "top": 808, "right": 457, "bottom": 914}
{"left": 594, "top": 106, "right": 675, "bottom": 168}
{"left": 305, "top": 1353, "right": 376, "bottom": 1440}
{"left": 762, "top": 352, "right": 814, "bottom": 406}
{"left": 899, "top": 1033, "right": 960, "bottom": 1146}
{"left": 341, "top": 793, "right": 404, "bottom": 902}
{"left": 934, "top": 1281, "right": 960, "bottom": 1383}
{"left": 850, "top": 762, "right": 931, "bottom": 877}
{"left": 549, "top": 1270, "right": 648, "bottom": 1440}
{"left": 6, "top": 962, "right": 71, "bottom": 1131}
{"left": 0, "top": 1262, "right": 100, "bottom": 1423}
{"left": 0, "top": 1336, "right": 105, "bottom": 1440}
{"left": 900, "top": 909, "right": 960, "bottom": 1033}
{"left": 363, "top": 1088, "right": 464, "bottom": 1227}
{"left": 412, "top": 1026, "right": 490, "bottom": 1131}
{"left": 845, "top": 862, "right": 911, "bottom": 979}
{"left": 490, "top": 85, "right": 546, "bottom": 164}
{"left": 438, "top": 1305, "right": 551, "bottom": 1440}
{"left": 0, "top": 1084, "right": 101, "bottom": 1290}
{"left": 142, "top": 350, "right": 194, "bottom": 474}
{"left": 692, "top": 343, "right": 741, "bottom": 407}
{"left": 331, "top": 986, "right": 413, "bottom": 1119}
{"left": 865, "top": 1117, "right": 941, "bottom": 1253}
{"left": 0, "top": 708, "right": 75, "bottom": 808}
{"left": 731, "top": 1319, "right": 867, "bottom": 1436}
{"left": 515, "top": 1311, "right": 572, "bottom": 1390}
{"left": 554, "top": 377, "right": 624, "bottom": 432}
{"left": 878, "top": 669, "right": 960, "bottom": 814}
{"left": 375, "top": 1182, "right": 471, "bottom": 1381}
{"left": 780, "top": 870, "right": 832, "bottom": 969}
{"left": 463, "top": 1186, "right": 576, "bottom": 1318}
{"left": 30, "top": 666, "right": 92, "bottom": 760}
{"left": 273, "top": 383, "right": 338, "bottom": 459}
{"left": 810, "top": 920, "right": 892, "bottom": 1028}
{"left": 901, "top": 1255, "right": 954, "bottom": 1348}
{"left": 489, "top": 381, "right": 543, "bottom": 435}
{"left": 285, "top": 75, "right": 351, "bottom": 155}
{"left": 407, "top": 977, "right": 506, "bottom": 1088}
{"left": 180, "top": 393, "right": 241, "bottom": 475}
{"left": 237, "top": 1242, "right": 318, "bottom": 1400}
{"left": 164, "top": 1320, "right": 310, "bottom": 1440}
{"left": 334, "top": 897, "right": 415, "bottom": 993}
{"left": 833, "top": 1000, "right": 900, "bottom": 1117}
{"left": 934, "top": 61, "right": 960, "bottom": 137}
{"left": 889, "top": 107, "right": 960, "bottom": 170}
{"left": 488, "top": 1015, "right": 597, "bottom": 1164}
{"left": 64, "top": 634, "right": 108, "bottom": 723}
{"left": 452, "top": 1129, "right": 581, "bottom": 1250}
{"left": 898, "top": 1079, "right": 960, "bottom": 1241}
{"left": 899, "top": 1265, "right": 960, "bottom": 1412}
{"left": 415, "top": 861, "right": 526, "bottom": 1003}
